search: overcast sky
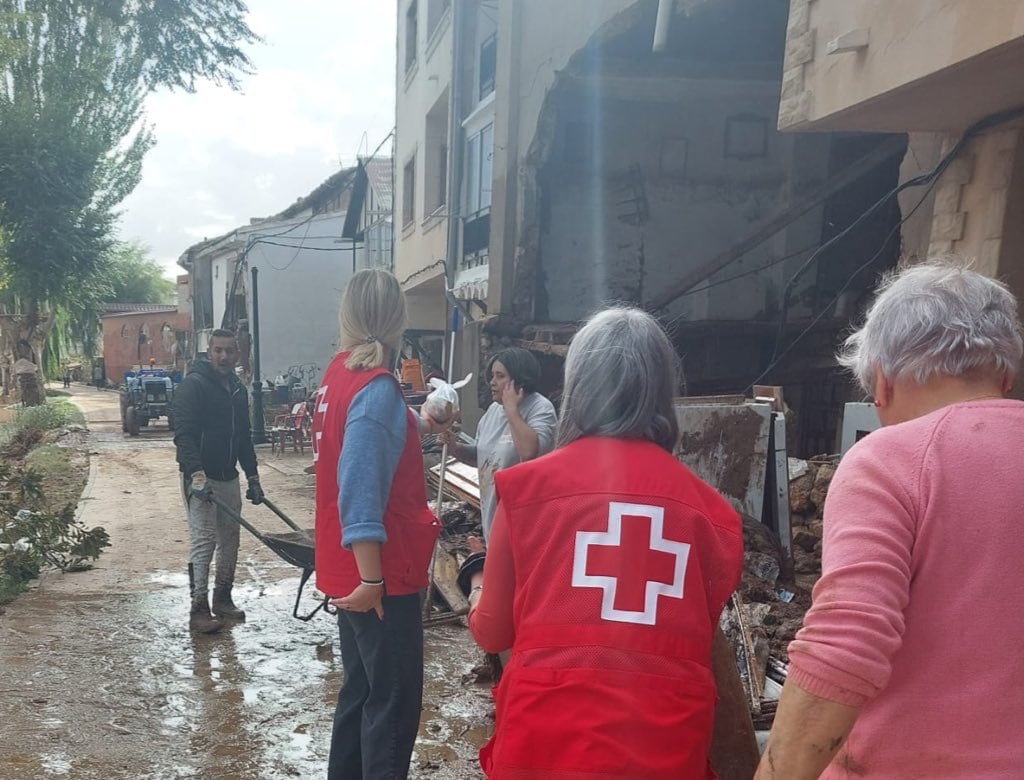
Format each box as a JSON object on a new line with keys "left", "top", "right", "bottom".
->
{"left": 117, "top": 1, "right": 396, "bottom": 279}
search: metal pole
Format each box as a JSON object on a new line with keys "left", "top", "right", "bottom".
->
{"left": 250, "top": 266, "right": 268, "bottom": 444}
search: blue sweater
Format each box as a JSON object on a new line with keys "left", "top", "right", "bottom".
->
{"left": 337, "top": 376, "right": 409, "bottom": 548}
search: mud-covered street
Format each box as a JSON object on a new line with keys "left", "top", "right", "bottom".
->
{"left": 0, "top": 385, "right": 490, "bottom": 779}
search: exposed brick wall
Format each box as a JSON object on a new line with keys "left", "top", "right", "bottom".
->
{"left": 100, "top": 311, "right": 190, "bottom": 384}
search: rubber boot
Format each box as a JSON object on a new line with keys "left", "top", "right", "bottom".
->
{"left": 212, "top": 583, "right": 246, "bottom": 622}
{"left": 190, "top": 592, "right": 222, "bottom": 634}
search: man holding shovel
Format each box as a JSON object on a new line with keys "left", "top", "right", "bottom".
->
{"left": 173, "top": 328, "right": 263, "bottom": 634}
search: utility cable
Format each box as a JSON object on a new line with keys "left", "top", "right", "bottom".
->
{"left": 743, "top": 171, "right": 942, "bottom": 393}
{"left": 768, "top": 104, "right": 1024, "bottom": 365}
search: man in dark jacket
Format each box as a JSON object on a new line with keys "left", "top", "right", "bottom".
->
{"left": 173, "top": 328, "right": 263, "bottom": 634}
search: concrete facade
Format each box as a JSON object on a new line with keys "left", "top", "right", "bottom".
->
{"left": 779, "top": 0, "right": 1024, "bottom": 133}
{"left": 395, "top": 0, "right": 455, "bottom": 332}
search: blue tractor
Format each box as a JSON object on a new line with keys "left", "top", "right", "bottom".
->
{"left": 120, "top": 368, "right": 178, "bottom": 436}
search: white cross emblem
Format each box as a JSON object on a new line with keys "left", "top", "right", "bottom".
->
{"left": 571, "top": 502, "right": 691, "bottom": 626}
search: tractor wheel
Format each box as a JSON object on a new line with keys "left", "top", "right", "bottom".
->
{"left": 126, "top": 406, "right": 140, "bottom": 437}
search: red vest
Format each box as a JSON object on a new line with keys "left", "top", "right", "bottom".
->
{"left": 483, "top": 436, "right": 743, "bottom": 779}
{"left": 311, "top": 353, "right": 439, "bottom": 597}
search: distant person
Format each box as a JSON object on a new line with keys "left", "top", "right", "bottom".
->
{"left": 442, "top": 347, "right": 556, "bottom": 541}
{"left": 312, "top": 269, "right": 447, "bottom": 779}
{"left": 172, "top": 329, "right": 263, "bottom": 634}
{"left": 62, "top": 367, "right": 72, "bottom": 389}
{"left": 464, "top": 307, "right": 744, "bottom": 778}
{"left": 756, "top": 261, "right": 1024, "bottom": 779}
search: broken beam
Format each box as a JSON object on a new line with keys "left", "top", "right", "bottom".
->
{"left": 512, "top": 338, "right": 570, "bottom": 357}
{"left": 646, "top": 135, "right": 908, "bottom": 311}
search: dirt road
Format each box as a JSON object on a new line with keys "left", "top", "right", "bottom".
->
{"left": 0, "top": 385, "right": 489, "bottom": 779}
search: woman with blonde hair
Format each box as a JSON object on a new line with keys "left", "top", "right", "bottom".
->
{"left": 756, "top": 260, "right": 1024, "bottom": 778}
{"left": 312, "top": 268, "right": 441, "bottom": 779}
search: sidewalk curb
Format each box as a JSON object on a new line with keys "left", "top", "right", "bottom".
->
{"left": 65, "top": 390, "right": 99, "bottom": 523}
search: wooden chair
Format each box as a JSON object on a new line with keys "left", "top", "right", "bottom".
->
{"left": 270, "top": 402, "right": 311, "bottom": 455}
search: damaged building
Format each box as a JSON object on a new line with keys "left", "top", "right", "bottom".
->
{"left": 397, "top": 0, "right": 910, "bottom": 455}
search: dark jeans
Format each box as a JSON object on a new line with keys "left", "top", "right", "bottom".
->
{"left": 328, "top": 592, "right": 424, "bottom": 780}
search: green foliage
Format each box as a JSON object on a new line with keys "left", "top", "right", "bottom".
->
{"left": 103, "top": 241, "right": 176, "bottom": 304}
{"left": 0, "top": 463, "right": 110, "bottom": 601}
{"left": 13, "top": 399, "right": 85, "bottom": 431}
{"left": 0, "top": 0, "right": 258, "bottom": 365}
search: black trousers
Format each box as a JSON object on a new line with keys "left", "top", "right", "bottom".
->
{"left": 327, "top": 593, "right": 424, "bottom": 780}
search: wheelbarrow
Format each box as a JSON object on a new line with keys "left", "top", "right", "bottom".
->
{"left": 207, "top": 493, "right": 333, "bottom": 622}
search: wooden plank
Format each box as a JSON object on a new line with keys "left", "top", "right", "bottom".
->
{"left": 674, "top": 394, "right": 746, "bottom": 406}
{"left": 752, "top": 385, "right": 786, "bottom": 412}
{"left": 430, "top": 547, "right": 469, "bottom": 613}
{"left": 709, "top": 628, "right": 760, "bottom": 780}
{"left": 647, "top": 136, "right": 908, "bottom": 311}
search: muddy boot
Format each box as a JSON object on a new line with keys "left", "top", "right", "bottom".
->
{"left": 212, "top": 584, "right": 246, "bottom": 622}
{"left": 189, "top": 593, "right": 222, "bottom": 634}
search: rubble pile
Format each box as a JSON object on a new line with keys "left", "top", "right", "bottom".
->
{"left": 725, "top": 454, "right": 840, "bottom": 727}
{"left": 787, "top": 456, "right": 839, "bottom": 588}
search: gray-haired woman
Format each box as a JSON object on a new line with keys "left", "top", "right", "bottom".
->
{"left": 756, "top": 260, "right": 1024, "bottom": 779}
{"left": 463, "top": 307, "right": 745, "bottom": 778}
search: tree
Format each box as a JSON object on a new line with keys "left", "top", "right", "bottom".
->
{"left": 0, "top": 1, "right": 257, "bottom": 402}
{"left": 103, "top": 241, "right": 175, "bottom": 305}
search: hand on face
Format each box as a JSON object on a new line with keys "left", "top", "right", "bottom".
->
{"left": 500, "top": 381, "right": 524, "bottom": 413}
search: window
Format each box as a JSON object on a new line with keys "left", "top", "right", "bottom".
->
{"left": 403, "top": 156, "right": 416, "bottom": 227}
{"left": 425, "top": 92, "right": 449, "bottom": 215}
{"left": 464, "top": 123, "right": 493, "bottom": 216}
{"left": 427, "top": 0, "right": 450, "bottom": 39}
{"left": 479, "top": 33, "right": 496, "bottom": 100}
{"left": 405, "top": 1, "right": 418, "bottom": 73}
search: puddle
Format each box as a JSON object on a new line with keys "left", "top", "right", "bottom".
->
{"left": 0, "top": 567, "right": 491, "bottom": 779}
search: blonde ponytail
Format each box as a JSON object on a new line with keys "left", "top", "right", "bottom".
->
{"left": 339, "top": 269, "right": 407, "bottom": 371}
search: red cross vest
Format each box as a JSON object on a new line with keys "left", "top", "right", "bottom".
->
{"left": 311, "top": 352, "right": 439, "bottom": 597}
{"left": 483, "top": 436, "right": 743, "bottom": 779}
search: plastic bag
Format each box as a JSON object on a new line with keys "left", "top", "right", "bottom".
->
{"left": 421, "top": 373, "right": 473, "bottom": 425}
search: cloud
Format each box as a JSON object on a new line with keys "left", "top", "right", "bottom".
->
{"left": 118, "top": 0, "right": 397, "bottom": 278}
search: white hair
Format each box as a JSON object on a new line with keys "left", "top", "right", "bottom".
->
{"left": 558, "top": 307, "right": 681, "bottom": 452}
{"left": 838, "top": 259, "right": 1023, "bottom": 394}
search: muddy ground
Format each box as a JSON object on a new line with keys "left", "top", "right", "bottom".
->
{"left": 0, "top": 385, "right": 490, "bottom": 779}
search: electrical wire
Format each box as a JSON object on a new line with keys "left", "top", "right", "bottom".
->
{"left": 400, "top": 258, "right": 447, "bottom": 287}
{"left": 743, "top": 171, "right": 943, "bottom": 393}
{"left": 768, "top": 104, "right": 1024, "bottom": 365}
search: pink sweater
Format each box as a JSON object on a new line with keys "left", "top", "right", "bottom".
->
{"left": 788, "top": 399, "right": 1024, "bottom": 778}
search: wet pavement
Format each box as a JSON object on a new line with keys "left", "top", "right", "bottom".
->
{"left": 0, "top": 385, "right": 490, "bottom": 779}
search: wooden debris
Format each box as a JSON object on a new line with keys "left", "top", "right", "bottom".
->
{"left": 427, "top": 459, "right": 481, "bottom": 509}
{"left": 429, "top": 546, "right": 469, "bottom": 614}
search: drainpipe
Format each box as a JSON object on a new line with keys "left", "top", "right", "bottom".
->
{"left": 249, "top": 266, "right": 268, "bottom": 445}
{"left": 653, "top": 0, "right": 673, "bottom": 52}
{"left": 444, "top": 0, "right": 468, "bottom": 370}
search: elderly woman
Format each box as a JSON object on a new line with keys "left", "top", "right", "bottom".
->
{"left": 311, "top": 269, "right": 442, "bottom": 780}
{"left": 443, "top": 347, "right": 556, "bottom": 541}
{"left": 465, "top": 307, "right": 744, "bottom": 779}
{"left": 756, "top": 261, "right": 1024, "bottom": 779}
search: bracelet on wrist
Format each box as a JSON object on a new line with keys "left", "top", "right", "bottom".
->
{"left": 360, "top": 578, "right": 385, "bottom": 587}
